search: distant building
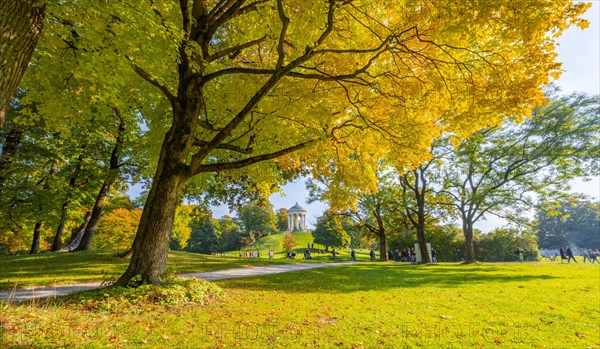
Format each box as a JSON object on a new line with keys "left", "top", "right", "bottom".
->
{"left": 288, "top": 202, "right": 307, "bottom": 231}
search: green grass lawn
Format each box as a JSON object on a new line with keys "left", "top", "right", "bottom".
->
{"left": 1, "top": 257, "right": 598, "bottom": 348}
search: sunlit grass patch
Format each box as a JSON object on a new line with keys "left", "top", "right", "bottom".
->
{"left": 1, "top": 262, "right": 598, "bottom": 348}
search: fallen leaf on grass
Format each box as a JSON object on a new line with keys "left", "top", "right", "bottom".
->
{"left": 318, "top": 317, "right": 339, "bottom": 324}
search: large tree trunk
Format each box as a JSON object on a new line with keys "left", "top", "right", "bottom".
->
{"left": 415, "top": 216, "right": 431, "bottom": 263}
{"left": 0, "top": 1, "right": 45, "bottom": 128}
{"left": 115, "top": 166, "right": 185, "bottom": 286}
{"left": 29, "top": 221, "right": 43, "bottom": 254}
{"left": 61, "top": 211, "right": 91, "bottom": 252}
{"left": 412, "top": 169, "right": 431, "bottom": 263}
{"left": 378, "top": 231, "right": 388, "bottom": 261}
{"left": 463, "top": 219, "right": 476, "bottom": 263}
{"left": 51, "top": 203, "right": 68, "bottom": 251}
{"left": 76, "top": 114, "right": 125, "bottom": 251}
{"left": 75, "top": 180, "right": 111, "bottom": 251}
{"left": 52, "top": 148, "right": 85, "bottom": 251}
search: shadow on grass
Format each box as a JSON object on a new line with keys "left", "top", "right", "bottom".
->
{"left": 215, "top": 263, "right": 558, "bottom": 294}
{"left": 0, "top": 250, "right": 306, "bottom": 290}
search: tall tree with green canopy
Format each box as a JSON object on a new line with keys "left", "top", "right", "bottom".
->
{"left": 275, "top": 208, "right": 288, "bottom": 232}
{"left": 312, "top": 213, "right": 351, "bottom": 250}
{"left": 397, "top": 145, "right": 448, "bottom": 263}
{"left": 439, "top": 90, "right": 600, "bottom": 262}
{"left": 535, "top": 196, "right": 600, "bottom": 250}
{"left": 236, "top": 201, "right": 277, "bottom": 238}
{"left": 73, "top": 0, "right": 588, "bottom": 285}
{"left": 345, "top": 171, "right": 403, "bottom": 261}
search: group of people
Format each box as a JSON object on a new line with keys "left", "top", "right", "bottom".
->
{"left": 558, "top": 247, "right": 599, "bottom": 263}
{"left": 385, "top": 247, "right": 437, "bottom": 263}
{"left": 239, "top": 250, "right": 260, "bottom": 258}
{"left": 303, "top": 248, "right": 313, "bottom": 260}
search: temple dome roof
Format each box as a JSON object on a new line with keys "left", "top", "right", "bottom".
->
{"left": 288, "top": 202, "right": 307, "bottom": 211}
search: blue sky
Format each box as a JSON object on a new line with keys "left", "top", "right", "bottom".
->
{"left": 207, "top": 3, "right": 600, "bottom": 230}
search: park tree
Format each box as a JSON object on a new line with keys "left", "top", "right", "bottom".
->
{"left": 217, "top": 215, "right": 245, "bottom": 252}
{"left": 344, "top": 172, "right": 403, "bottom": 261}
{"left": 282, "top": 231, "right": 298, "bottom": 252}
{"left": 27, "top": 0, "right": 584, "bottom": 285}
{"left": 169, "top": 205, "right": 197, "bottom": 251}
{"left": 236, "top": 201, "right": 277, "bottom": 238}
{"left": 275, "top": 208, "right": 288, "bottom": 232}
{"left": 94, "top": 208, "right": 142, "bottom": 250}
{"left": 423, "top": 224, "right": 464, "bottom": 262}
{"left": 535, "top": 197, "right": 600, "bottom": 250}
{"left": 312, "top": 214, "right": 351, "bottom": 250}
{"left": 186, "top": 218, "right": 221, "bottom": 253}
{"left": 439, "top": 91, "right": 600, "bottom": 262}
{"left": 397, "top": 147, "right": 448, "bottom": 263}
{"left": 0, "top": 110, "right": 106, "bottom": 254}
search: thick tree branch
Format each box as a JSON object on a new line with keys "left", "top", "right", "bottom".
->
{"left": 275, "top": 0, "right": 290, "bottom": 69}
{"left": 193, "top": 138, "right": 254, "bottom": 154}
{"left": 208, "top": 35, "right": 266, "bottom": 61}
{"left": 130, "top": 62, "right": 177, "bottom": 108}
{"left": 190, "top": 138, "right": 318, "bottom": 175}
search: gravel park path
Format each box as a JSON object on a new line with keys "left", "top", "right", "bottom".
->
{"left": 0, "top": 262, "right": 354, "bottom": 302}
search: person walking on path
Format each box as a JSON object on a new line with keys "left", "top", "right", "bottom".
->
{"left": 566, "top": 247, "right": 578, "bottom": 263}
{"left": 350, "top": 249, "right": 356, "bottom": 261}
{"left": 369, "top": 249, "right": 376, "bottom": 262}
{"left": 431, "top": 248, "right": 437, "bottom": 263}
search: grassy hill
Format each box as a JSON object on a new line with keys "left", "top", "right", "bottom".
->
{"left": 234, "top": 231, "right": 373, "bottom": 261}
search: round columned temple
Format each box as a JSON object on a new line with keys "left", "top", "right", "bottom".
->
{"left": 287, "top": 202, "right": 307, "bottom": 231}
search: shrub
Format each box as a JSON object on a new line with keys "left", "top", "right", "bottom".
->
{"left": 474, "top": 228, "right": 539, "bottom": 262}
{"left": 71, "top": 278, "right": 222, "bottom": 311}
